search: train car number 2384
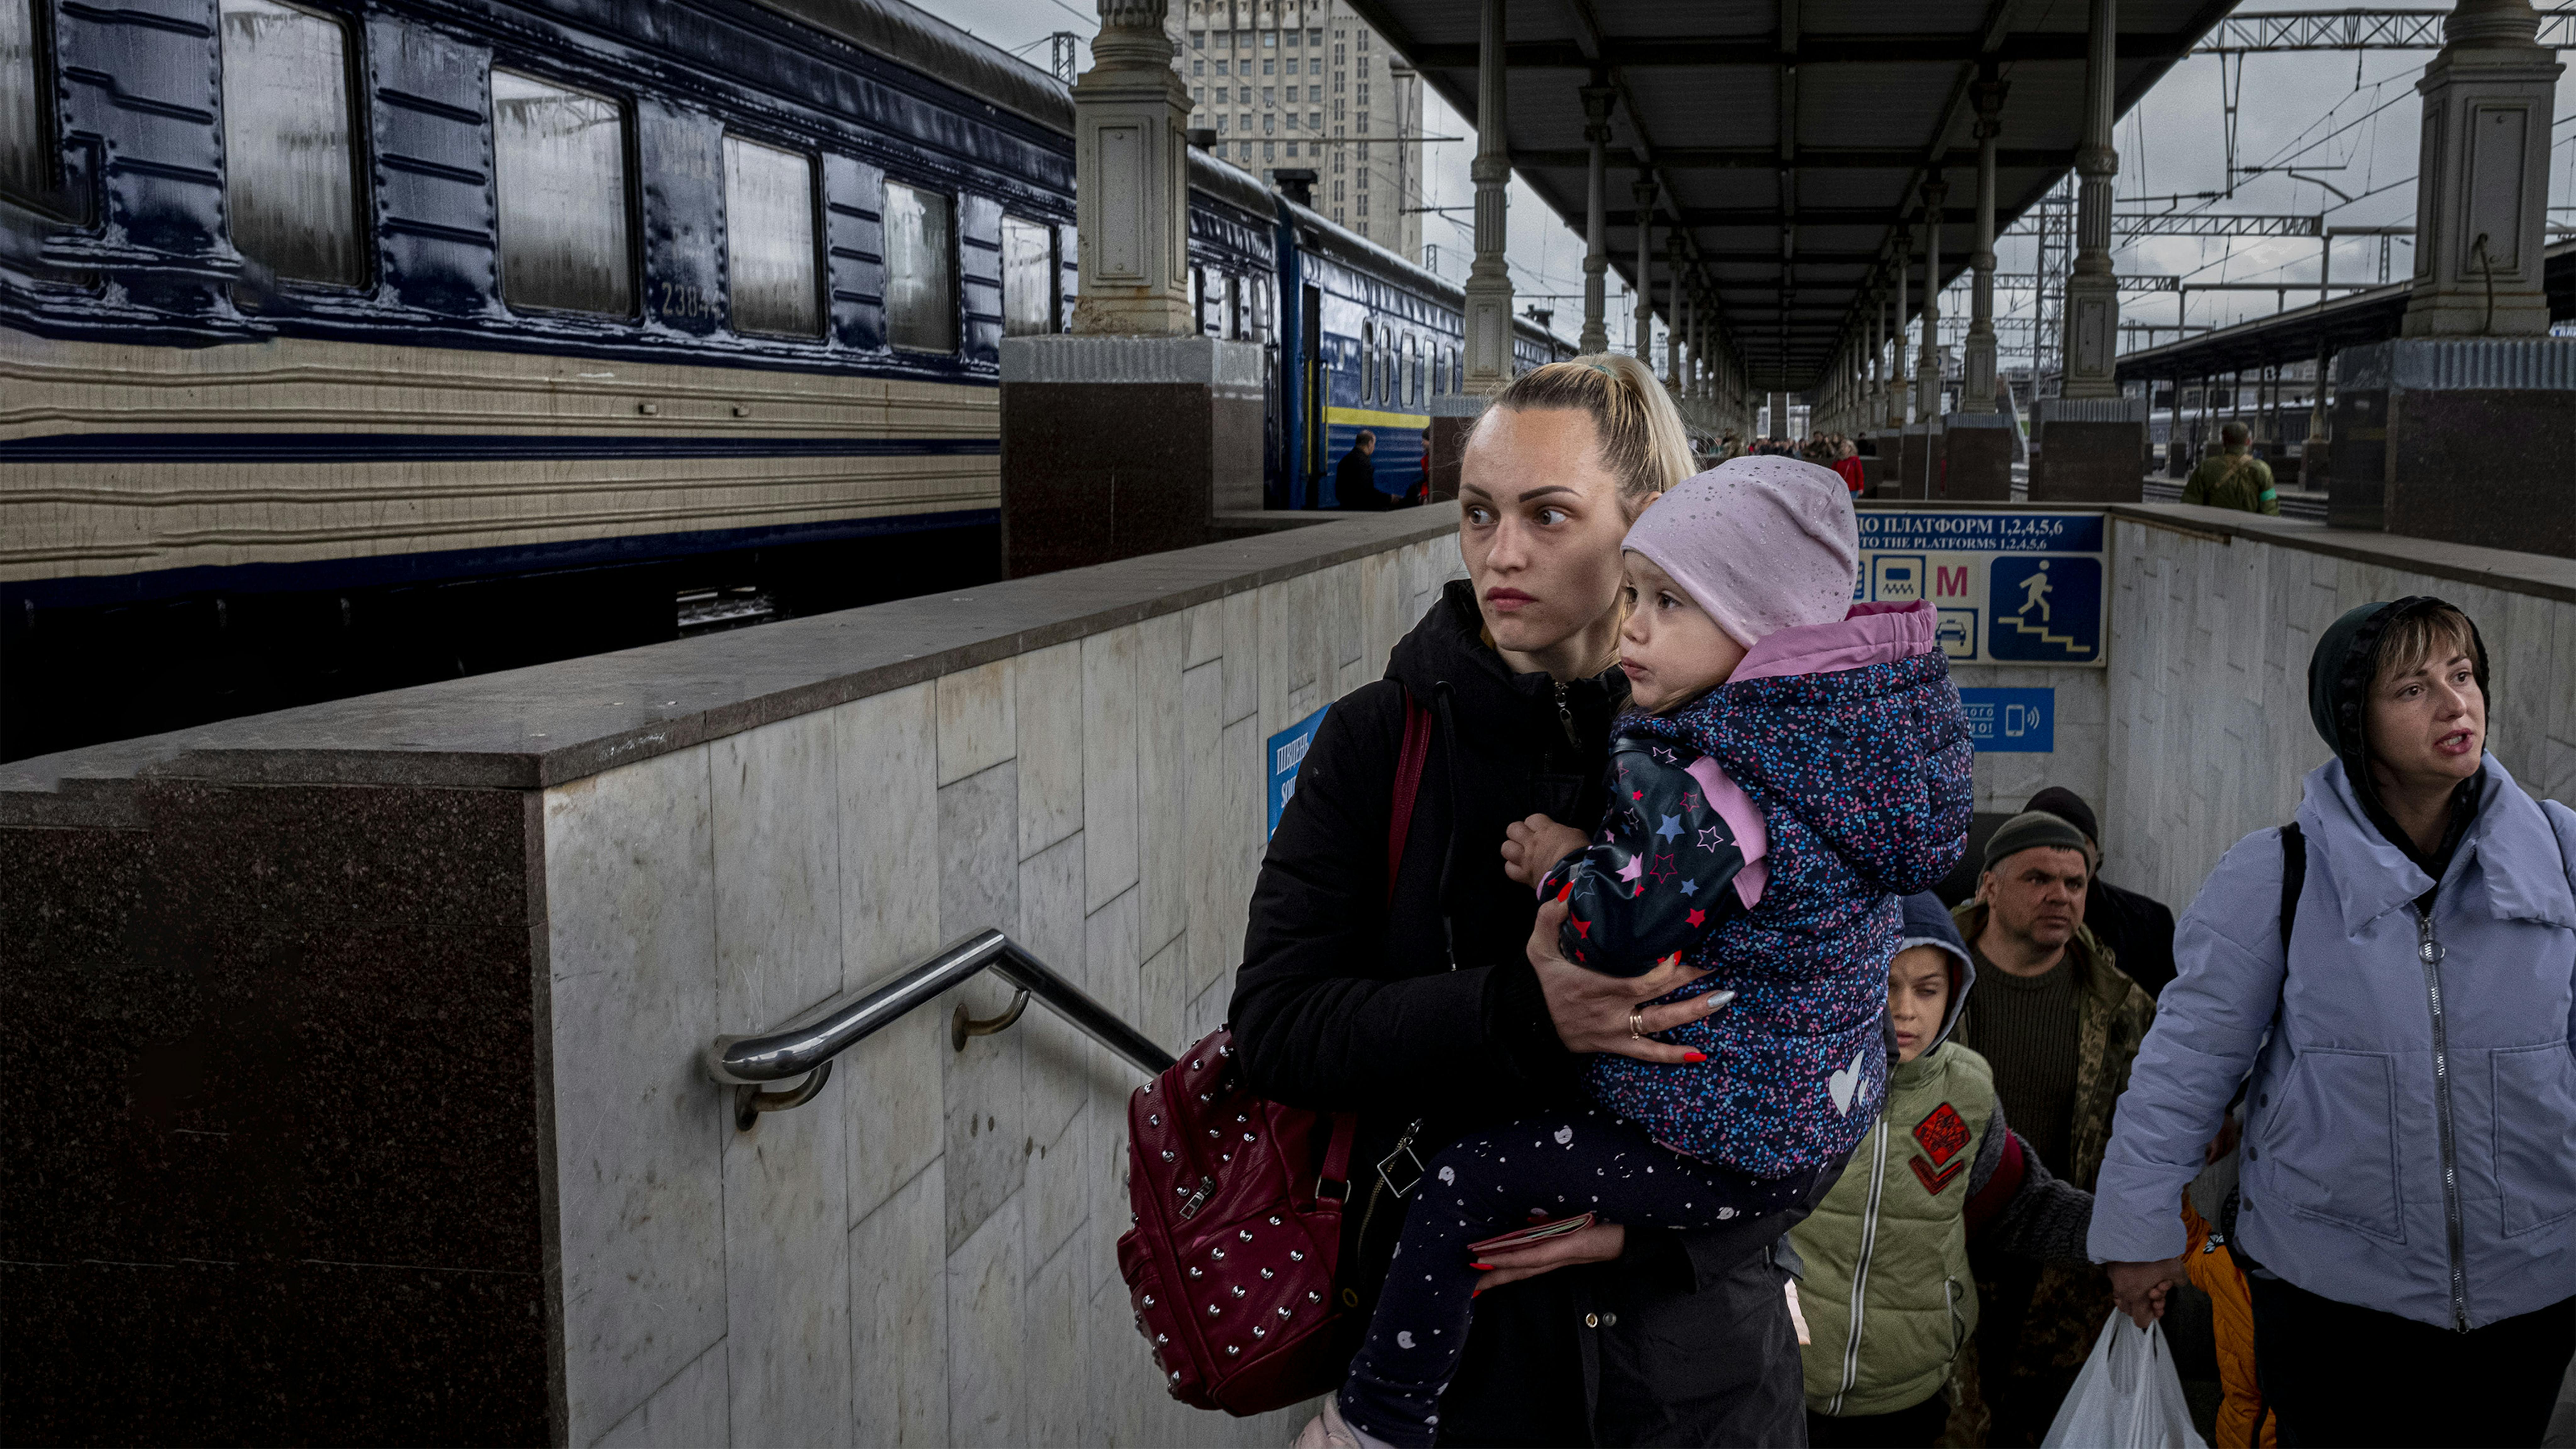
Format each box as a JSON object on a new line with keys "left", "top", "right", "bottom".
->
{"left": 655, "top": 281, "right": 716, "bottom": 322}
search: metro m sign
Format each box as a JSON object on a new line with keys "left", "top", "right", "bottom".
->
{"left": 1935, "top": 564, "right": 1971, "bottom": 599}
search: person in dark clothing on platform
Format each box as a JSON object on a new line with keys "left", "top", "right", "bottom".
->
{"left": 2024, "top": 786, "right": 2180, "bottom": 999}
{"left": 1244, "top": 354, "right": 1828, "bottom": 1449}
{"left": 1335, "top": 429, "right": 1381, "bottom": 509}
{"left": 1949, "top": 810, "right": 2155, "bottom": 1447}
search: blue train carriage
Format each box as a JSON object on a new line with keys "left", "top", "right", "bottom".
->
{"left": 1182, "top": 146, "right": 1284, "bottom": 506}
{"left": 1513, "top": 312, "right": 1577, "bottom": 374}
{"left": 0, "top": 0, "right": 1272, "bottom": 763}
{"left": 1275, "top": 199, "right": 1462, "bottom": 510}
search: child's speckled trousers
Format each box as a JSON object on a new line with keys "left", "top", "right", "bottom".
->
{"left": 1336, "top": 1107, "right": 1818, "bottom": 1449}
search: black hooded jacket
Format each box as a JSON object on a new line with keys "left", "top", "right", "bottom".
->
{"left": 1231, "top": 580, "right": 1826, "bottom": 1447}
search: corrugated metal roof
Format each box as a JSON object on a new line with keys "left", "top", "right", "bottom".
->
{"left": 1344, "top": 0, "right": 2238, "bottom": 388}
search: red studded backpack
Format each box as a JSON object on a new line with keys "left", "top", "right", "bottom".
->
{"left": 1114, "top": 690, "right": 1432, "bottom": 1415}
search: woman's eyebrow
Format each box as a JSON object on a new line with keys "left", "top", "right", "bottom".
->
{"left": 1516, "top": 485, "right": 1580, "bottom": 503}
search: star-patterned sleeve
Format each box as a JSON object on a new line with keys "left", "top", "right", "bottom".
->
{"left": 1536, "top": 735, "right": 1757, "bottom": 979}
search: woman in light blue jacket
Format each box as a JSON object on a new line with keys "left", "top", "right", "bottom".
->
{"left": 2089, "top": 597, "right": 2576, "bottom": 1447}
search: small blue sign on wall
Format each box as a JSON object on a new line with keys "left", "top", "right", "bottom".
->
{"left": 1959, "top": 687, "right": 2056, "bottom": 753}
{"left": 1268, "top": 706, "right": 1330, "bottom": 835}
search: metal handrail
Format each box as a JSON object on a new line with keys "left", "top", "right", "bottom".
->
{"left": 704, "top": 929, "right": 1176, "bottom": 1130}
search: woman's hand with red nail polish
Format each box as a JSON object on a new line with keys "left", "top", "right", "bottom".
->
{"left": 1468, "top": 1222, "right": 1628, "bottom": 1291}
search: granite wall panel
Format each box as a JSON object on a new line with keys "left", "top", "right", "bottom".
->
{"left": 542, "top": 749, "right": 727, "bottom": 1447}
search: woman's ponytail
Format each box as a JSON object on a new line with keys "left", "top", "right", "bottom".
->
{"left": 1467, "top": 352, "right": 1696, "bottom": 517}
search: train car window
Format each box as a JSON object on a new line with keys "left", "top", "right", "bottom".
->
{"left": 492, "top": 71, "right": 633, "bottom": 316}
{"left": 1225, "top": 273, "right": 1241, "bottom": 341}
{"left": 1360, "top": 324, "right": 1373, "bottom": 400}
{"left": 219, "top": 0, "right": 362, "bottom": 289}
{"left": 723, "top": 135, "right": 819, "bottom": 337}
{"left": 1001, "top": 215, "right": 1053, "bottom": 337}
{"left": 883, "top": 180, "right": 957, "bottom": 353}
{"left": 2, "top": 0, "right": 52, "bottom": 201}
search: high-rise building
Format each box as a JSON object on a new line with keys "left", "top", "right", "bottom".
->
{"left": 1168, "top": 1, "right": 1423, "bottom": 264}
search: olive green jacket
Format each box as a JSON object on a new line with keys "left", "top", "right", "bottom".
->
{"left": 1795, "top": 1042, "right": 1998, "bottom": 1418}
{"left": 1948, "top": 904, "right": 2156, "bottom": 1421}
{"left": 2182, "top": 449, "right": 2281, "bottom": 516}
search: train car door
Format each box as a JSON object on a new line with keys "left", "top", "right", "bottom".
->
{"left": 1301, "top": 284, "right": 1324, "bottom": 509}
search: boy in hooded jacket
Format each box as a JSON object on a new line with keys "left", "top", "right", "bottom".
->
{"left": 1792, "top": 892, "right": 2097, "bottom": 1447}
{"left": 1310, "top": 459, "right": 1975, "bottom": 1449}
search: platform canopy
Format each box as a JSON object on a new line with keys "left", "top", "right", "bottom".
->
{"left": 1347, "top": 0, "right": 2235, "bottom": 391}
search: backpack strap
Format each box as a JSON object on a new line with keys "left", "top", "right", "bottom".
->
{"left": 2278, "top": 821, "right": 2306, "bottom": 955}
{"left": 1386, "top": 689, "right": 1433, "bottom": 907}
{"left": 1317, "top": 1108, "right": 1358, "bottom": 1203}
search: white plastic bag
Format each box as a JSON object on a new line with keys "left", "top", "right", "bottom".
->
{"left": 2039, "top": 1311, "right": 2207, "bottom": 1449}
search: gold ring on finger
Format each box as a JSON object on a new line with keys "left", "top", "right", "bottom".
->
{"left": 1629, "top": 1005, "right": 1648, "bottom": 1039}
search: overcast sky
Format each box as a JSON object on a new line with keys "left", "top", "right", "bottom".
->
{"left": 937, "top": 0, "right": 2576, "bottom": 353}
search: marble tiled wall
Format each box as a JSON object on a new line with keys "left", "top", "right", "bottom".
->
{"left": 538, "top": 533, "right": 1467, "bottom": 1447}
{"left": 2101, "top": 518, "right": 2575, "bottom": 917}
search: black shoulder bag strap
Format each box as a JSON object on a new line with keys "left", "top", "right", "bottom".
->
{"left": 2277, "top": 821, "right": 2306, "bottom": 954}
{"left": 2227, "top": 822, "right": 2305, "bottom": 1255}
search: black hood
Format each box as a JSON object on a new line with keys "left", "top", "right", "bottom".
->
{"left": 1385, "top": 579, "right": 1629, "bottom": 772}
{"left": 2305, "top": 595, "right": 2490, "bottom": 872}
{"left": 1384, "top": 580, "right": 1631, "bottom": 941}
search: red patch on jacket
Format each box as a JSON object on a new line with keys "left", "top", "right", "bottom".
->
{"left": 1908, "top": 1155, "right": 1966, "bottom": 1194}
{"left": 1913, "top": 1102, "right": 1970, "bottom": 1167}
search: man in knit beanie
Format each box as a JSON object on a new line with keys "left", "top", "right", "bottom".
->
{"left": 1948, "top": 809, "right": 2157, "bottom": 1444}
{"left": 2024, "top": 785, "right": 2180, "bottom": 999}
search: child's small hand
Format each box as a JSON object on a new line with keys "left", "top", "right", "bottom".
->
{"left": 1502, "top": 813, "right": 1592, "bottom": 887}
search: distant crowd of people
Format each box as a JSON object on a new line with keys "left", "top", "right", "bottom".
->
{"left": 1710, "top": 431, "right": 1870, "bottom": 498}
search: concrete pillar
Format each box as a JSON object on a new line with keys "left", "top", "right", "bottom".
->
{"left": 2060, "top": 0, "right": 2120, "bottom": 398}
{"left": 1875, "top": 289, "right": 1896, "bottom": 430}
{"left": 1964, "top": 77, "right": 2007, "bottom": 413}
{"left": 1887, "top": 236, "right": 1912, "bottom": 429}
{"left": 2402, "top": 0, "right": 2563, "bottom": 336}
{"left": 1693, "top": 305, "right": 1709, "bottom": 400}
{"left": 1003, "top": 0, "right": 1264, "bottom": 574}
{"left": 1578, "top": 85, "right": 1616, "bottom": 355}
{"left": 1666, "top": 236, "right": 1684, "bottom": 390}
{"left": 1461, "top": 0, "right": 1513, "bottom": 391}
{"left": 1633, "top": 178, "right": 1657, "bottom": 360}
{"left": 2332, "top": 0, "right": 2576, "bottom": 550}
{"left": 1916, "top": 178, "right": 1946, "bottom": 422}
{"left": 1069, "top": 0, "right": 1192, "bottom": 335}
{"left": 2029, "top": 0, "right": 2150, "bottom": 503}
{"left": 2305, "top": 342, "right": 2333, "bottom": 487}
